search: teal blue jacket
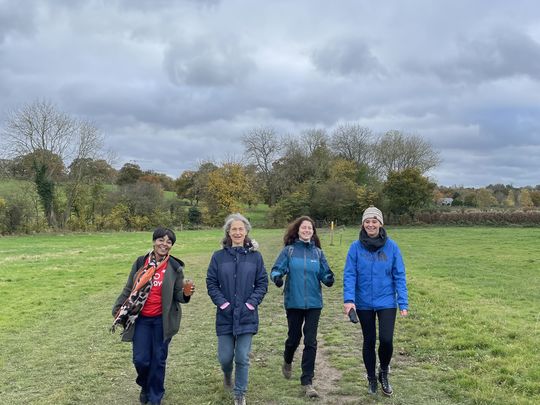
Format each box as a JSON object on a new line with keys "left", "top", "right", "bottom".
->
{"left": 271, "top": 239, "right": 334, "bottom": 309}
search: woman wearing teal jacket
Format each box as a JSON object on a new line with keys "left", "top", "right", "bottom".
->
{"left": 270, "top": 216, "right": 334, "bottom": 399}
{"left": 343, "top": 206, "right": 408, "bottom": 397}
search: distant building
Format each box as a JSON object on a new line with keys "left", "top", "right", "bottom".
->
{"left": 437, "top": 197, "right": 454, "bottom": 206}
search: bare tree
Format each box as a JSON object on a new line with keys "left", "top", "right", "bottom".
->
{"left": 242, "top": 127, "right": 282, "bottom": 205}
{"left": 61, "top": 120, "right": 104, "bottom": 226}
{"left": 2, "top": 100, "right": 104, "bottom": 227}
{"left": 373, "top": 130, "right": 440, "bottom": 178}
{"left": 300, "top": 128, "right": 328, "bottom": 155}
{"left": 330, "top": 123, "right": 374, "bottom": 165}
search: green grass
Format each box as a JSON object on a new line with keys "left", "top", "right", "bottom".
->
{"left": 0, "top": 227, "right": 539, "bottom": 404}
{"left": 244, "top": 203, "right": 270, "bottom": 227}
{"left": 0, "top": 179, "right": 35, "bottom": 197}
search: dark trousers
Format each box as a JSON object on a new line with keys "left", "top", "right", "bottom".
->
{"left": 284, "top": 308, "right": 321, "bottom": 386}
{"left": 133, "top": 315, "right": 171, "bottom": 404}
{"left": 357, "top": 308, "right": 396, "bottom": 379}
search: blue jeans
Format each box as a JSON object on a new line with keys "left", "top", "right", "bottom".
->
{"left": 218, "top": 333, "right": 253, "bottom": 397}
{"left": 133, "top": 315, "right": 171, "bottom": 404}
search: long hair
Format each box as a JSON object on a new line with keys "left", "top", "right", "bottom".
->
{"left": 283, "top": 216, "right": 321, "bottom": 248}
{"left": 221, "top": 213, "right": 252, "bottom": 247}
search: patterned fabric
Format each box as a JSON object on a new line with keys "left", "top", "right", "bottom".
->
{"left": 111, "top": 253, "right": 169, "bottom": 336}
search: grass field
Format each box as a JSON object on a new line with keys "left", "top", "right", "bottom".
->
{"left": 0, "top": 227, "right": 539, "bottom": 404}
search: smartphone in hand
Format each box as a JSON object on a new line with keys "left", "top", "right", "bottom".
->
{"left": 348, "top": 308, "right": 359, "bottom": 323}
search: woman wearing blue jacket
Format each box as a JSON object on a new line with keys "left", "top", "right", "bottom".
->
{"left": 270, "top": 216, "right": 334, "bottom": 399}
{"left": 206, "top": 213, "right": 268, "bottom": 405}
{"left": 343, "top": 206, "right": 408, "bottom": 397}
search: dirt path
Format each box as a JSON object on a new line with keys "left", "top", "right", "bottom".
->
{"left": 310, "top": 338, "right": 359, "bottom": 405}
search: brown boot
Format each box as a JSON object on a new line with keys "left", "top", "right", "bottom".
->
{"left": 303, "top": 384, "right": 320, "bottom": 398}
{"left": 282, "top": 362, "right": 292, "bottom": 379}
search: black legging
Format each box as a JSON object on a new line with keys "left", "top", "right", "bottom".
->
{"left": 357, "top": 308, "right": 396, "bottom": 378}
{"left": 284, "top": 308, "right": 321, "bottom": 386}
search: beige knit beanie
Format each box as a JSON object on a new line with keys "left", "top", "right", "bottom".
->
{"left": 362, "top": 206, "right": 384, "bottom": 225}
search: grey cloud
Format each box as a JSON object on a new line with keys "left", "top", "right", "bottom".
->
{"left": 432, "top": 29, "right": 540, "bottom": 83}
{"left": 164, "top": 39, "right": 256, "bottom": 87}
{"left": 0, "top": 1, "right": 37, "bottom": 43}
{"left": 433, "top": 144, "right": 540, "bottom": 187}
{"left": 2, "top": 1, "right": 540, "bottom": 188}
{"left": 117, "top": 0, "right": 221, "bottom": 12}
{"left": 311, "top": 37, "right": 385, "bottom": 77}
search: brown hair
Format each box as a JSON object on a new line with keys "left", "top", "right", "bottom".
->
{"left": 283, "top": 216, "right": 321, "bottom": 248}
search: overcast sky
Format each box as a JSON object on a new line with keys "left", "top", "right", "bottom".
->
{"left": 1, "top": 0, "right": 539, "bottom": 187}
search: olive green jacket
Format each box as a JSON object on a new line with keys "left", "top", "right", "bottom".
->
{"left": 112, "top": 253, "right": 190, "bottom": 342}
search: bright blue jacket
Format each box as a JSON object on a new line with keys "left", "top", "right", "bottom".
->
{"left": 206, "top": 246, "right": 268, "bottom": 336}
{"left": 271, "top": 239, "right": 334, "bottom": 309}
{"left": 343, "top": 238, "right": 408, "bottom": 311}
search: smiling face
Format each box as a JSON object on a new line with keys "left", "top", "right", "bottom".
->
{"left": 228, "top": 220, "right": 247, "bottom": 247}
{"left": 298, "top": 220, "right": 314, "bottom": 242}
{"left": 153, "top": 235, "right": 173, "bottom": 260}
{"left": 363, "top": 217, "right": 382, "bottom": 238}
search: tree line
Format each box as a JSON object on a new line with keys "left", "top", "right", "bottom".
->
{"left": 1, "top": 100, "right": 539, "bottom": 234}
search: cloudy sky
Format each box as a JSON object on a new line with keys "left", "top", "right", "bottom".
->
{"left": 1, "top": 0, "right": 540, "bottom": 187}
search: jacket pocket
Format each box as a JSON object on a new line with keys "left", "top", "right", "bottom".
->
{"left": 216, "top": 305, "right": 233, "bottom": 326}
{"left": 239, "top": 304, "right": 257, "bottom": 325}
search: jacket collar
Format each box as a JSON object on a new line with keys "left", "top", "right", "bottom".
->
{"left": 294, "top": 238, "right": 315, "bottom": 249}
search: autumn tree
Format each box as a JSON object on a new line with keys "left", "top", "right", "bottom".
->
{"left": 503, "top": 192, "right": 516, "bottom": 207}
{"left": 476, "top": 188, "right": 498, "bottom": 209}
{"left": 519, "top": 189, "right": 533, "bottom": 208}
{"left": 116, "top": 162, "right": 143, "bottom": 185}
{"left": 383, "top": 168, "right": 435, "bottom": 218}
{"left": 175, "top": 170, "right": 197, "bottom": 204}
{"left": 205, "top": 163, "right": 255, "bottom": 225}
{"left": 190, "top": 161, "right": 218, "bottom": 205}
{"left": 530, "top": 190, "right": 540, "bottom": 207}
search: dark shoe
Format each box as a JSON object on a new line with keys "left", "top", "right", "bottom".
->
{"left": 367, "top": 377, "right": 378, "bottom": 394}
{"left": 378, "top": 369, "right": 393, "bottom": 396}
{"left": 139, "top": 388, "right": 148, "bottom": 404}
{"left": 234, "top": 395, "right": 246, "bottom": 405}
{"left": 303, "top": 384, "right": 320, "bottom": 398}
{"left": 282, "top": 362, "right": 292, "bottom": 379}
{"left": 224, "top": 373, "right": 233, "bottom": 390}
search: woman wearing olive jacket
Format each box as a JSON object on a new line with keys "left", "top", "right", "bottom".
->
{"left": 112, "top": 228, "right": 194, "bottom": 405}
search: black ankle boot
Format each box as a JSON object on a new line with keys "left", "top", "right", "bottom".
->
{"left": 367, "top": 377, "right": 377, "bottom": 394}
{"left": 378, "top": 369, "right": 393, "bottom": 396}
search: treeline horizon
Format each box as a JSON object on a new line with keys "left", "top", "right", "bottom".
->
{"left": 1, "top": 100, "right": 539, "bottom": 234}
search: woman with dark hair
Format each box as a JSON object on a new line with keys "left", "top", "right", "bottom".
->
{"left": 112, "top": 227, "right": 195, "bottom": 405}
{"left": 206, "top": 213, "right": 268, "bottom": 405}
{"left": 343, "top": 206, "right": 408, "bottom": 396}
{"left": 270, "top": 216, "right": 334, "bottom": 398}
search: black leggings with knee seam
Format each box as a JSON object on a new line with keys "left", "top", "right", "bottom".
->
{"left": 357, "top": 308, "right": 396, "bottom": 378}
